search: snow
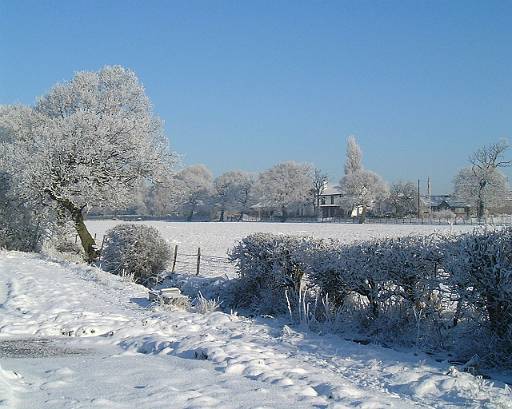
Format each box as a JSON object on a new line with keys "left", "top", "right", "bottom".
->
{"left": 1, "top": 248, "right": 511, "bottom": 408}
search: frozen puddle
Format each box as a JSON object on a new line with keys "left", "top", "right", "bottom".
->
{"left": 0, "top": 337, "right": 90, "bottom": 358}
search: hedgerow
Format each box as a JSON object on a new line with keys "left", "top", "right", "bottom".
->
{"left": 229, "top": 228, "right": 512, "bottom": 367}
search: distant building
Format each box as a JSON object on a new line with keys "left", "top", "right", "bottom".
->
{"left": 318, "top": 183, "right": 349, "bottom": 218}
{"left": 319, "top": 183, "right": 474, "bottom": 219}
{"left": 428, "top": 195, "right": 471, "bottom": 217}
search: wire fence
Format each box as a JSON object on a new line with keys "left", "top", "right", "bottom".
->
{"left": 78, "top": 233, "right": 236, "bottom": 277}
{"left": 319, "top": 216, "right": 512, "bottom": 226}
{"left": 169, "top": 245, "right": 236, "bottom": 277}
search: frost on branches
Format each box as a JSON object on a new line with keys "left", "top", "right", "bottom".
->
{"left": 174, "top": 165, "right": 214, "bottom": 222}
{"left": 339, "top": 136, "right": 388, "bottom": 223}
{"left": 344, "top": 135, "right": 363, "bottom": 175}
{"left": 0, "top": 66, "right": 175, "bottom": 262}
{"left": 454, "top": 167, "right": 508, "bottom": 217}
{"left": 101, "top": 223, "right": 171, "bottom": 285}
{"left": 454, "top": 140, "right": 511, "bottom": 219}
{"left": 255, "top": 161, "right": 313, "bottom": 222}
{"left": 213, "top": 171, "right": 255, "bottom": 222}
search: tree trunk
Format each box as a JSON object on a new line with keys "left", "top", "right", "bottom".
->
{"left": 187, "top": 203, "right": 196, "bottom": 222}
{"left": 281, "top": 205, "right": 288, "bottom": 222}
{"left": 52, "top": 195, "right": 98, "bottom": 263}
{"left": 486, "top": 294, "right": 510, "bottom": 338}
{"left": 477, "top": 180, "right": 486, "bottom": 220}
{"left": 219, "top": 208, "right": 225, "bottom": 222}
{"left": 358, "top": 205, "right": 367, "bottom": 224}
{"left": 73, "top": 209, "right": 98, "bottom": 263}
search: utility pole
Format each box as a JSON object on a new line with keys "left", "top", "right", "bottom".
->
{"left": 427, "top": 177, "right": 432, "bottom": 219}
{"left": 417, "top": 179, "right": 421, "bottom": 219}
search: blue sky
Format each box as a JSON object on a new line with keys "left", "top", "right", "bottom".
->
{"left": 1, "top": 1, "right": 511, "bottom": 193}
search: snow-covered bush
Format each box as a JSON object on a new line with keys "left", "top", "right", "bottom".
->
{"left": 371, "top": 236, "right": 444, "bottom": 314}
{"left": 443, "top": 228, "right": 512, "bottom": 365}
{"left": 228, "top": 233, "right": 309, "bottom": 313}
{"left": 101, "top": 224, "right": 171, "bottom": 285}
{"left": 40, "top": 222, "right": 85, "bottom": 263}
{"left": 295, "top": 238, "right": 351, "bottom": 311}
{"left": 0, "top": 172, "right": 43, "bottom": 252}
{"left": 361, "top": 236, "right": 449, "bottom": 346}
{"left": 298, "top": 238, "right": 396, "bottom": 324}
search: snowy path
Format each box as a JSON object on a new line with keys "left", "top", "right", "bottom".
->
{"left": 0, "top": 251, "right": 510, "bottom": 408}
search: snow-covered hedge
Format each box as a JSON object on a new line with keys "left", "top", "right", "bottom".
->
{"left": 228, "top": 233, "right": 309, "bottom": 313}
{"left": 230, "top": 229, "right": 512, "bottom": 366}
{"left": 101, "top": 224, "right": 171, "bottom": 285}
{"left": 443, "top": 228, "right": 512, "bottom": 364}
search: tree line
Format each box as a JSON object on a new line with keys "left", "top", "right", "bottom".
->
{"left": 132, "top": 135, "right": 511, "bottom": 225}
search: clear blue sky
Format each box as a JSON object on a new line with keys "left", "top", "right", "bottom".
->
{"left": 1, "top": 1, "right": 511, "bottom": 193}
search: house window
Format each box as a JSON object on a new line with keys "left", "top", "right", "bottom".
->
{"left": 331, "top": 196, "right": 334, "bottom": 205}
{"left": 321, "top": 197, "right": 326, "bottom": 205}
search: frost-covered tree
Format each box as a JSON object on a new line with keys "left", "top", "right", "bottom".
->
{"left": 311, "top": 168, "right": 328, "bottom": 217}
{"left": 235, "top": 172, "right": 256, "bottom": 221}
{"left": 256, "top": 162, "right": 313, "bottom": 222}
{"left": 340, "top": 170, "right": 388, "bottom": 223}
{"left": 175, "top": 164, "right": 213, "bottom": 221}
{"left": 344, "top": 135, "right": 363, "bottom": 175}
{"left": 454, "top": 167, "right": 508, "bottom": 216}
{"left": 0, "top": 66, "right": 175, "bottom": 262}
{"left": 465, "top": 140, "right": 510, "bottom": 219}
{"left": 214, "top": 171, "right": 255, "bottom": 221}
{"left": 144, "top": 183, "right": 172, "bottom": 216}
{"left": 339, "top": 136, "right": 388, "bottom": 223}
{"left": 388, "top": 181, "right": 417, "bottom": 217}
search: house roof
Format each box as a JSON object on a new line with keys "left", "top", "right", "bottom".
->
{"left": 320, "top": 183, "right": 344, "bottom": 196}
{"left": 427, "top": 195, "right": 471, "bottom": 208}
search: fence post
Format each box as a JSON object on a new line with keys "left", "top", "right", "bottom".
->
{"left": 171, "top": 245, "right": 178, "bottom": 272}
{"left": 196, "top": 247, "right": 201, "bottom": 276}
{"left": 98, "top": 235, "right": 106, "bottom": 262}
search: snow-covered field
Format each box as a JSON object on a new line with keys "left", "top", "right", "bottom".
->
{"left": 2, "top": 220, "right": 512, "bottom": 408}
{"left": 86, "top": 221, "right": 475, "bottom": 277}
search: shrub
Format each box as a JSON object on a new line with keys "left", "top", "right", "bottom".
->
{"left": 40, "top": 223, "right": 85, "bottom": 263}
{"left": 228, "top": 233, "right": 309, "bottom": 313}
{"left": 296, "top": 238, "right": 351, "bottom": 310}
{"left": 302, "top": 236, "right": 445, "bottom": 328}
{"left": 101, "top": 223, "right": 171, "bottom": 285}
{"left": 0, "top": 172, "right": 43, "bottom": 252}
{"left": 444, "top": 228, "right": 512, "bottom": 365}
